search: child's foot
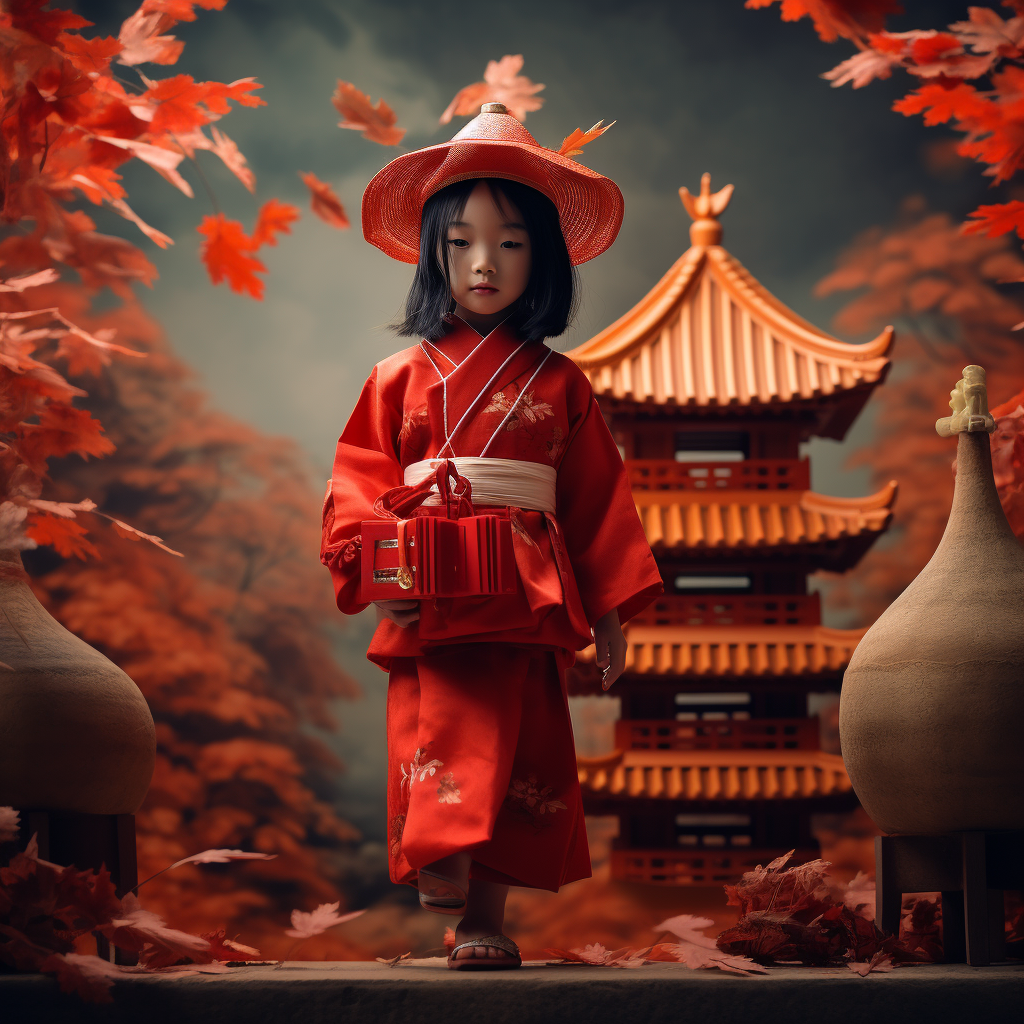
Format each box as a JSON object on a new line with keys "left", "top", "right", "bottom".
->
{"left": 448, "top": 927, "right": 520, "bottom": 968}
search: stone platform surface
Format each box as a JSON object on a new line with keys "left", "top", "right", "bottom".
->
{"left": 3, "top": 959, "right": 1022, "bottom": 1024}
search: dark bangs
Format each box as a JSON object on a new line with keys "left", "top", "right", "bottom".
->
{"left": 393, "top": 177, "right": 578, "bottom": 342}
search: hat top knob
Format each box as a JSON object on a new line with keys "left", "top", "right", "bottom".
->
{"left": 481, "top": 102, "right": 509, "bottom": 114}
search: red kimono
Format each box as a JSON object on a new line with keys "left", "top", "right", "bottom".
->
{"left": 321, "top": 320, "right": 662, "bottom": 892}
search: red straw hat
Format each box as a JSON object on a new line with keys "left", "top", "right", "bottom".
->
{"left": 361, "top": 102, "right": 623, "bottom": 266}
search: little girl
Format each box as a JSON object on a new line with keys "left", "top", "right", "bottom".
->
{"left": 321, "top": 103, "right": 662, "bottom": 969}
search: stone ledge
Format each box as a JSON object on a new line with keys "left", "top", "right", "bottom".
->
{"left": 2, "top": 960, "right": 1022, "bottom": 1024}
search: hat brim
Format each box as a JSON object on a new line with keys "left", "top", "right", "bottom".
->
{"left": 361, "top": 139, "right": 624, "bottom": 266}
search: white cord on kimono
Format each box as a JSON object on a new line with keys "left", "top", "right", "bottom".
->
{"left": 478, "top": 348, "right": 554, "bottom": 457}
{"left": 419, "top": 328, "right": 495, "bottom": 455}
{"left": 435, "top": 340, "right": 527, "bottom": 459}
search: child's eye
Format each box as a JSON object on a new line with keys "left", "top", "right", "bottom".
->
{"left": 447, "top": 238, "right": 469, "bottom": 248}
{"left": 500, "top": 241, "right": 523, "bottom": 249}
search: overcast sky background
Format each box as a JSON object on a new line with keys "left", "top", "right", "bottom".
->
{"left": 73, "top": 0, "right": 993, "bottom": 840}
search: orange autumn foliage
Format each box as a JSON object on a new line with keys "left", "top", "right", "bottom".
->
{"left": 815, "top": 200, "right": 1024, "bottom": 622}
{"left": 19, "top": 282, "right": 366, "bottom": 957}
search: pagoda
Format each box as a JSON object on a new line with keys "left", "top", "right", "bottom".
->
{"left": 566, "top": 175, "right": 896, "bottom": 886}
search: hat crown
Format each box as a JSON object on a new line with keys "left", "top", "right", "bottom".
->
{"left": 451, "top": 106, "right": 540, "bottom": 148}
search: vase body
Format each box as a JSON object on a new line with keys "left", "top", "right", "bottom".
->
{"left": 840, "top": 431, "right": 1024, "bottom": 834}
{"left": 0, "top": 551, "right": 155, "bottom": 814}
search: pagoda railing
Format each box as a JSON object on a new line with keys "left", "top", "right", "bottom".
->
{"left": 627, "top": 458, "right": 810, "bottom": 492}
{"left": 615, "top": 717, "right": 821, "bottom": 752}
{"left": 632, "top": 593, "right": 822, "bottom": 627}
{"left": 611, "top": 847, "right": 820, "bottom": 886}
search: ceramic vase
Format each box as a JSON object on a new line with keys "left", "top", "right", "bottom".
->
{"left": 0, "top": 549, "right": 155, "bottom": 814}
{"left": 840, "top": 366, "right": 1024, "bottom": 834}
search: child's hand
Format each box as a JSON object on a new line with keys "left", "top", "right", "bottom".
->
{"left": 594, "top": 607, "right": 626, "bottom": 690}
{"left": 375, "top": 600, "right": 420, "bottom": 627}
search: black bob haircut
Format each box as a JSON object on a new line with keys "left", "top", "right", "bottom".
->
{"left": 393, "top": 177, "right": 578, "bottom": 343}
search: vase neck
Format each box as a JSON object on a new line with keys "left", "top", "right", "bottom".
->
{"left": 944, "top": 431, "right": 1014, "bottom": 546}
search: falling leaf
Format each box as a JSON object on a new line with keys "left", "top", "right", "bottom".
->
{"left": 197, "top": 213, "right": 266, "bottom": 299}
{"left": 558, "top": 120, "right": 615, "bottom": 158}
{"left": 168, "top": 848, "right": 278, "bottom": 870}
{"left": 299, "top": 172, "right": 350, "bottom": 229}
{"left": 331, "top": 81, "right": 406, "bottom": 146}
{"left": 284, "top": 902, "right": 366, "bottom": 939}
{"left": 440, "top": 54, "right": 545, "bottom": 123}
{"left": 251, "top": 199, "right": 300, "bottom": 249}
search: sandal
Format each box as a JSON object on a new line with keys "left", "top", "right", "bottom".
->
{"left": 417, "top": 868, "right": 467, "bottom": 915}
{"left": 447, "top": 934, "right": 522, "bottom": 970}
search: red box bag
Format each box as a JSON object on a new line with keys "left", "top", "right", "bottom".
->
{"left": 360, "top": 461, "right": 516, "bottom": 601}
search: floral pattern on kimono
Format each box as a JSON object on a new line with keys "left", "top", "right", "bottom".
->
{"left": 436, "top": 772, "right": 462, "bottom": 804}
{"left": 504, "top": 774, "right": 568, "bottom": 831}
{"left": 484, "top": 387, "right": 554, "bottom": 433}
{"left": 398, "top": 404, "right": 431, "bottom": 461}
{"left": 401, "top": 747, "right": 443, "bottom": 790}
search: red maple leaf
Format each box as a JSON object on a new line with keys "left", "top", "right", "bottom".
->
{"left": 251, "top": 199, "right": 300, "bottom": 248}
{"left": 23, "top": 512, "right": 100, "bottom": 560}
{"left": 331, "top": 81, "right": 406, "bottom": 146}
{"left": 56, "top": 32, "right": 123, "bottom": 74}
{"left": 744, "top": 0, "right": 902, "bottom": 45}
{"left": 197, "top": 213, "right": 266, "bottom": 299}
{"left": 143, "top": 75, "right": 264, "bottom": 135}
{"left": 963, "top": 200, "right": 1024, "bottom": 238}
{"left": 893, "top": 81, "right": 992, "bottom": 125}
{"left": 299, "top": 172, "right": 350, "bottom": 229}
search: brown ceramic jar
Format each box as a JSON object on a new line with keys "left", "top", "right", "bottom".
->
{"left": 840, "top": 366, "right": 1024, "bottom": 835}
{"left": 0, "top": 549, "right": 155, "bottom": 814}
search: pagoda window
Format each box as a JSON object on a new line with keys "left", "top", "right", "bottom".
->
{"left": 674, "top": 429, "right": 749, "bottom": 461}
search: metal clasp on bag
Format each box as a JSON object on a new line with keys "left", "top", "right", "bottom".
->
{"left": 373, "top": 565, "right": 416, "bottom": 588}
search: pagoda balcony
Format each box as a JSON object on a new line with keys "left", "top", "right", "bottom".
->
{"left": 628, "top": 457, "right": 810, "bottom": 492}
{"left": 610, "top": 846, "right": 822, "bottom": 886}
{"left": 615, "top": 716, "right": 821, "bottom": 753}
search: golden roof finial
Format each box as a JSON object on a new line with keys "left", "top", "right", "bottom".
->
{"left": 936, "top": 365, "right": 996, "bottom": 437}
{"left": 679, "top": 173, "right": 734, "bottom": 247}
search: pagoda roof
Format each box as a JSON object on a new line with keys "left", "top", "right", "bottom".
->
{"left": 577, "top": 748, "right": 852, "bottom": 801}
{"left": 636, "top": 481, "right": 897, "bottom": 567}
{"left": 577, "top": 622, "right": 867, "bottom": 678}
{"left": 568, "top": 174, "right": 893, "bottom": 441}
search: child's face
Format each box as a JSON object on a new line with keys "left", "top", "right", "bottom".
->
{"left": 445, "top": 181, "right": 532, "bottom": 320}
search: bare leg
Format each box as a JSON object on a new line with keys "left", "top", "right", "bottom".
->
{"left": 419, "top": 851, "right": 471, "bottom": 908}
{"left": 451, "top": 876, "right": 512, "bottom": 962}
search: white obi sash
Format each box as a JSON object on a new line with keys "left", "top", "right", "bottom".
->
{"left": 404, "top": 457, "right": 556, "bottom": 514}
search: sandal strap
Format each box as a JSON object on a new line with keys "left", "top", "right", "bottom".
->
{"left": 449, "top": 934, "right": 521, "bottom": 959}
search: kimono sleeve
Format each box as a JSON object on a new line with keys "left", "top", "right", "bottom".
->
{"left": 320, "top": 365, "right": 404, "bottom": 614}
{"left": 556, "top": 394, "right": 663, "bottom": 626}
